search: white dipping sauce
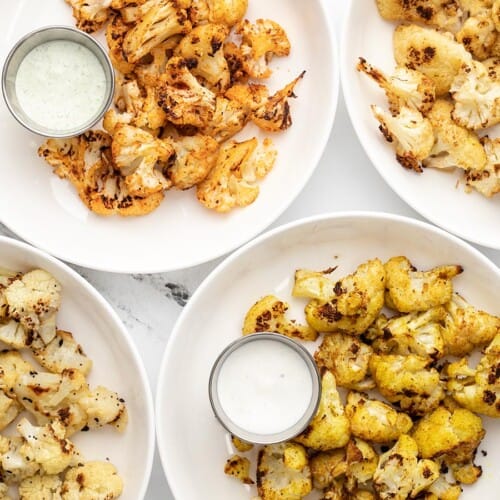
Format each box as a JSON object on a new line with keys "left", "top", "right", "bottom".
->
{"left": 15, "top": 40, "right": 107, "bottom": 131}
{"left": 217, "top": 339, "right": 313, "bottom": 435}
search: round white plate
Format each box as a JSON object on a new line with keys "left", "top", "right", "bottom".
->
{"left": 0, "top": 0, "right": 338, "bottom": 273}
{"left": 341, "top": 0, "right": 500, "bottom": 250}
{"left": 156, "top": 212, "right": 500, "bottom": 500}
{"left": 0, "top": 235, "right": 154, "bottom": 499}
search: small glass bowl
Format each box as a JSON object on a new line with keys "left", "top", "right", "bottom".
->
{"left": 209, "top": 332, "right": 321, "bottom": 445}
{"left": 2, "top": 25, "right": 114, "bottom": 138}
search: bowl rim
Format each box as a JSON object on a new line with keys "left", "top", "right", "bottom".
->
{"left": 0, "top": 234, "right": 155, "bottom": 500}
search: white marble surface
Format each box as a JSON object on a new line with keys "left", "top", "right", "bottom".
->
{"left": 1, "top": 1, "right": 499, "bottom": 499}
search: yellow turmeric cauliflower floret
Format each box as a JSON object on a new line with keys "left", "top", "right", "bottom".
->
{"left": 371, "top": 105, "right": 434, "bottom": 172}
{"left": 412, "top": 406, "right": 485, "bottom": 462}
{"left": 345, "top": 391, "right": 413, "bottom": 443}
{"left": 345, "top": 438, "right": 379, "bottom": 492}
{"left": 62, "top": 461, "right": 123, "bottom": 500}
{"left": 373, "top": 434, "right": 440, "bottom": 500}
{"left": 393, "top": 24, "right": 472, "bottom": 96}
{"left": 314, "top": 334, "right": 374, "bottom": 390}
{"left": 207, "top": 0, "right": 248, "bottom": 26}
{"left": 464, "top": 136, "right": 500, "bottom": 197}
{"left": 257, "top": 442, "right": 312, "bottom": 500}
{"left": 370, "top": 354, "right": 444, "bottom": 416}
{"left": 19, "top": 473, "right": 63, "bottom": 500}
{"left": 456, "top": 12, "right": 498, "bottom": 60}
{"left": 450, "top": 462, "right": 482, "bottom": 484}
{"left": 295, "top": 370, "right": 350, "bottom": 451}
{"left": 384, "top": 256, "right": 463, "bottom": 313}
{"left": 65, "top": 0, "right": 112, "bottom": 33}
{"left": 0, "top": 390, "right": 22, "bottom": 431}
{"left": 224, "top": 455, "right": 254, "bottom": 484}
{"left": 424, "top": 475, "right": 462, "bottom": 499}
{"left": 357, "top": 58, "right": 436, "bottom": 115}
{"left": 293, "top": 258, "right": 385, "bottom": 335}
{"left": 242, "top": 295, "right": 318, "bottom": 341}
{"left": 443, "top": 293, "right": 500, "bottom": 356}
{"left": 310, "top": 449, "right": 347, "bottom": 490}
{"left": 196, "top": 137, "right": 277, "bottom": 212}
{"left": 231, "top": 435, "right": 253, "bottom": 452}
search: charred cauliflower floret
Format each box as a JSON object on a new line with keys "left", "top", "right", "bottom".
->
{"left": 295, "top": 370, "right": 350, "bottom": 451}
{"left": 456, "top": 12, "right": 498, "bottom": 60}
{"left": 370, "top": 354, "right": 444, "bottom": 415}
{"left": 0, "top": 350, "right": 33, "bottom": 394}
{"left": 175, "top": 23, "right": 231, "bottom": 92}
{"left": 345, "top": 438, "right": 379, "bottom": 492}
{"left": 231, "top": 435, "right": 253, "bottom": 452}
{"left": 393, "top": 24, "right": 472, "bottom": 95}
{"left": 293, "top": 258, "right": 385, "bottom": 335}
{"left": 373, "top": 434, "right": 440, "bottom": 500}
{"left": 313, "top": 334, "right": 374, "bottom": 390}
{"left": 310, "top": 449, "right": 347, "bottom": 490}
{"left": 224, "top": 455, "right": 254, "bottom": 484}
{"left": 62, "top": 461, "right": 123, "bottom": 499}
{"left": 384, "top": 256, "right": 463, "bottom": 313}
{"left": 242, "top": 295, "right": 318, "bottom": 341}
{"left": 1, "top": 436, "right": 40, "bottom": 483}
{"left": 4, "top": 269, "right": 61, "bottom": 346}
{"left": 207, "top": 0, "right": 248, "bottom": 26}
{"left": 122, "top": 0, "right": 191, "bottom": 63}
{"left": 450, "top": 462, "right": 482, "bottom": 484}
{"left": 65, "top": 0, "right": 112, "bottom": 33}
{"left": 443, "top": 293, "right": 500, "bottom": 356}
{"left": 225, "top": 82, "right": 269, "bottom": 111}
{"left": 257, "top": 442, "right": 312, "bottom": 500}
{"left": 79, "top": 386, "right": 128, "bottom": 432}
{"left": 450, "top": 61, "right": 500, "bottom": 130}
{"left": 357, "top": 58, "right": 435, "bottom": 115}
{"left": 19, "top": 473, "right": 63, "bottom": 500}
{"left": 196, "top": 137, "right": 276, "bottom": 212}
{"left": 424, "top": 98, "right": 487, "bottom": 171}
{"left": 0, "top": 390, "right": 22, "bottom": 431}
{"left": 345, "top": 391, "right": 413, "bottom": 443}
{"left": 372, "top": 307, "right": 446, "bottom": 360}
{"left": 412, "top": 406, "right": 485, "bottom": 462}
{"left": 464, "top": 136, "right": 500, "bottom": 197}
{"left": 106, "top": 13, "right": 135, "bottom": 75}
{"left": 371, "top": 105, "right": 434, "bottom": 172}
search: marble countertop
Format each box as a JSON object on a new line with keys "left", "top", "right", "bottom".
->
{"left": 1, "top": 1, "right": 499, "bottom": 499}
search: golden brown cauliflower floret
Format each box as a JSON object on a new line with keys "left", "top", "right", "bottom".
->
{"left": 424, "top": 475, "right": 462, "bottom": 499}
{"left": 373, "top": 434, "right": 440, "bottom": 500}
{"left": 309, "top": 449, "right": 347, "bottom": 490}
{"left": 207, "top": 0, "right": 248, "bottom": 26}
{"left": 345, "top": 391, "right": 413, "bottom": 443}
{"left": 412, "top": 406, "right": 485, "bottom": 463}
{"left": 345, "top": 438, "right": 379, "bottom": 492}
{"left": 384, "top": 256, "right": 463, "bottom": 313}
{"left": 314, "top": 334, "right": 374, "bottom": 390}
{"left": 19, "top": 473, "right": 63, "bottom": 500}
{"left": 79, "top": 385, "right": 128, "bottom": 432}
{"left": 123, "top": 0, "right": 192, "bottom": 63}
{"left": 375, "top": 0, "right": 462, "bottom": 31}
{"left": 0, "top": 389, "right": 22, "bottom": 431}
{"left": 370, "top": 354, "right": 444, "bottom": 416}
{"left": 393, "top": 24, "right": 472, "bottom": 95}
{"left": 62, "top": 461, "right": 123, "bottom": 500}
{"left": 464, "top": 136, "right": 500, "bottom": 197}
{"left": 106, "top": 13, "right": 135, "bottom": 75}
{"left": 424, "top": 99, "right": 487, "bottom": 171}
{"left": 456, "top": 12, "right": 498, "bottom": 60}
{"left": 65, "top": 0, "right": 112, "bottom": 33}
{"left": 293, "top": 258, "right": 385, "bottom": 335}
{"left": 443, "top": 293, "right": 500, "bottom": 356}
{"left": 242, "top": 295, "right": 318, "bottom": 341}
{"left": 224, "top": 455, "right": 254, "bottom": 484}
{"left": 295, "top": 370, "right": 350, "bottom": 451}
{"left": 357, "top": 58, "right": 436, "bottom": 115}
{"left": 231, "top": 435, "right": 253, "bottom": 452}
{"left": 371, "top": 105, "right": 434, "bottom": 172}
{"left": 450, "top": 462, "right": 482, "bottom": 484}
{"left": 257, "top": 442, "right": 312, "bottom": 500}
{"left": 196, "top": 137, "right": 277, "bottom": 212}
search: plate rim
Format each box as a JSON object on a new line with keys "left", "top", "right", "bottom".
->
{"left": 0, "top": 234, "right": 156, "bottom": 500}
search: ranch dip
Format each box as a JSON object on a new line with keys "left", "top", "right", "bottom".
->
{"left": 15, "top": 39, "right": 107, "bottom": 132}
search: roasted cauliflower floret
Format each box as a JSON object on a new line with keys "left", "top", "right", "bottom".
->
{"left": 0, "top": 350, "right": 33, "bottom": 394}
{"left": 19, "top": 473, "right": 63, "bottom": 500}
{"left": 231, "top": 435, "right": 253, "bottom": 453}
{"left": 424, "top": 98, "right": 487, "bottom": 171}
{"left": 65, "top": 0, "right": 112, "bottom": 33}
{"left": 175, "top": 23, "right": 231, "bottom": 92}
{"left": 225, "top": 82, "right": 269, "bottom": 111}
{"left": 257, "top": 442, "right": 312, "bottom": 500}
{"left": 62, "top": 461, "right": 123, "bottom": 499}
{"left": 0, "top": 320, "right": 32, "bottom": 350}
{"left": 424, "top": 475, "right": 462, "bottom": 500}
{"left": 371, "top": 105, "right": 434, "bottom": 172}
{"left": 106, "top": 13, "right": 135, "bottom": 75}
{"left": 123, "top": 0, "right": 192, "bottom": 63}
{"left": 242, "top": 295, "right": 318, "bottom": 341}
{"left": 456, "top": 12, "right": 498, "bottom": 60}
{"left": 207, "top": 0, "right": 248, "bottom": 26}
{"left": 412, "top": 406, "right": 485, "bottom": 463}
{"left": 393, "top": 24, "right": 472, "bottom": 95}
{"left": 293, "top": 258, "right": 385, "bottom": 335}
{"left": 196, "top": 137, "right": 276, "bottom": 212}
{"left": 310, "top": 449, "right": 346, "bottom": 490}
{"left": 443, "top": 293, "right": 500, "bottom": 356}
{"left": 373, "top": 434, "right": 440, "bottom": 500}
{"left": 295, "top": 370, "right": 350, "bottom": 451}
{"left": 78, "top": 386, "right": 128, "bottom": 432}
{"left": 460, "top": 0, "right": 493, "bottom": 16}
{"left": 0, "top": 390, "right": 22, "bottom": 431}
{"left": 464, "top": 136, "right": 500, "bottom": 197}
{"left": 370, "top": 354, "right": 444, "bottom": 415}
{"left": 450, "top": 462, "right": 482, "bottom": 484}
{"left": 357, "top": 58, "right": 436, "bottom": 115}
{"left": 345, "top": 438, "right": 378, "bottom": 492}
{"left": 1, "top": 436, "right": 40, "bottom": 483}
{"left": 384, "top": 256, "right": 463, "bottom": 313}
{"left": 314, "top": 333, "right": 373, "bottom": 389}
{"left": 224, "top": 455, "right": 254, "bottom": 484}
{"left": 345, "top": 391, "right": 413, "bottom": 443}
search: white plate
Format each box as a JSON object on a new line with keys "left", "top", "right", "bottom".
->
{"left": 0, "top": 235, "right": 154, "bottom": 499}
{"left": 341, "top": 0, "right": 500, "bottom": 250}
{"left": 156, "top": 212, "right": 500, "bottom": 500}
{"left": 0, "top": 0, "right": 338, "bottom": 273}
